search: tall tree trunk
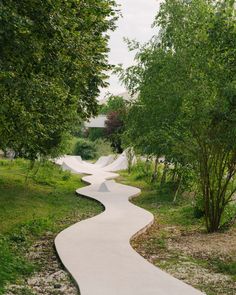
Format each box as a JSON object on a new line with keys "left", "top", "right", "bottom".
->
{"left": 200, "top": 149, "right": 236, "bottom": 232}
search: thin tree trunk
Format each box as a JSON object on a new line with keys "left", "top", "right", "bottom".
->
{"left": 173, "top": 175, "right": 182, "bottom": 203}
{"left": 171, "top": 162, "right": 178, "bottom": 182}
{"left": 151, "top": 156, "right": 159, "bottom": 183}
{"left": 161, "top": 161, "right": 169, "bottom": 186}
{"left": 127, "top": 148, "right": 134, "bottom": 174}
{"left": 25, "top": 160, "right": 35, "bottom": 183}
{"left": 32, "top": 160, "right": 42, "bottom": 178}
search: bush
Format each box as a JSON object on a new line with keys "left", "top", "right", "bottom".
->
{"left": 0, "top": 237, "right": 35, "bottom": 294}
{"left": 95, "top": 139, "right": 113, "bottom": 157}
{"left": 67, "top": 136, "right": 112, "bottom": 160}
{"left": 132, "top": 160, "right": 153, "bottom": 181}
{"left": 87, "top": 128, "right": 105, "bottom": 141}
{"left": 193, "top": 195, "right": 205, "bottom": 219}
{"left": 73, "top": 138, "right": 97, "bottom": 160}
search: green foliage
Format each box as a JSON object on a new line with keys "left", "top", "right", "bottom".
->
{"left": 68, "top": 136, "right": 113, "bottom": 159}
{"left": 95, "top": 138, "right": 113, "bottom": 157}
{"left": 119, "top": 170, "right": 202, "bottom": 228}
{"left": 221, "top": 203, "right": 236, "bottom": 228}
{"left": 193, "top": 195, "right": 205, "bottom": 219}
{"left": 0, "top": 159, "right": 102, "bottom": 292}
{"left": 99, "top": 95, "right": 127, "bottom": 153}
{"left": 121, "top": 0, "right": 236, "bottom": 232}
{"left": 105, "top": 111, "right": 124, "bottom": 153}
{"left": 100, "top": 95, "right": 126, "bottom": 114}
{"left": 0, "top": 238, "right": 35, "bottom": 294}
{"left": 66, "top": 136, "right": 81, "bottom": 155}
{"left": 211, "top": 259, "right": 236, "bottom": 276}
{"left": 131, "top": 160, "right": 153, "bottom": 181}
{"left": 153, "top": 236, "right": 167, "bottom": 249}
{"left": 87, "top": 128, "right": 105, "bottom": 141}
{"left": 72, "top": 138, "right": 97, "bottom": 160}
{"left": 0, "top": 0, "right": 118, "bottom": 160}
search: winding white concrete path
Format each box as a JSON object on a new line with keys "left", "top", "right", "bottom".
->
{"left": 55, "top": 155, "right": 204, "bottom": 295}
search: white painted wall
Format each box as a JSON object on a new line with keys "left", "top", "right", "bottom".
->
{"left": 85, "top": 115, "right": 107, "bottom": 128}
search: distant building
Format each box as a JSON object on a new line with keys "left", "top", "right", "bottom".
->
{"left": 85, "top": 115, "right": 107, "bottom": 128}
{"left": 85, "top": 92, "right": 138, "bottom": 129}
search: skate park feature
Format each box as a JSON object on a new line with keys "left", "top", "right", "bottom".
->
{"left": 55, "top": 154, "right": 204, "bottom": 295}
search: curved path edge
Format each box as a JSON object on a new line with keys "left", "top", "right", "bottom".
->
{"left": 55, "top": 158, "right": 205, "bottom": 295}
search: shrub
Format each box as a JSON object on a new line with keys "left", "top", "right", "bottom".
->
{"left": 95, "top": 139, "right": 113, "bottom": 157}
{"left": 132, "top": 160, "right": 153, "bottom": 181}
{"left": 105, "top": 111, "right": 124, "bottom": 153}
{"left": 73, "top": 138, "right": 97, "bottom": 160}
{"left": 193, "top": 195, "right": 205, "bottom": 219}
{"left": 66, "top": 136, "right": 80, "bottom": 154}
{"left": 87, "top": 128, "right": 105, "bottom": 141}
{"left": 0, "top": 237, "right": 35, "bottom": 294}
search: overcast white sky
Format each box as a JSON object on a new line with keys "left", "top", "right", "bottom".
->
{"left": 99, "top": 0, "right": 162, "bottom": 100}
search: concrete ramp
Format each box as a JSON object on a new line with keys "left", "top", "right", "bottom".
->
{"left": 102, "top": 152, "right": 128, "bottom": 172}
{"left": 55, "top": 155, "right": 205, "bottom": 295}
{"left": 94, "top": 155, "right": 114, "bottom": 167}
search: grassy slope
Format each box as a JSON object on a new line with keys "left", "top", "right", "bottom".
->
{"left": 118, "top": 170, "right": 236, "bottom": 295}
{"left": 0, "top": 159, "right": 102, "bottom": 294}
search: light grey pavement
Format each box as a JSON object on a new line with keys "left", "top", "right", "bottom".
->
{"left": 55, "top": 155, "right": 205, "bottom": 295}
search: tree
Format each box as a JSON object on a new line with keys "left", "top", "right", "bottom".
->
{"left": 121, "top": 0, "right": 236, "bottom": 232}
{"left": 105, "top": 111, "right": 124, "bottom": 153}
{"left": 100, "top": 94, "right": 127, "bottom": 114}
{"left": 103, "top": 95, "right": 127, "bottom": 153}
{"left": 122, "top": 48, "right": 189, "bottom": 182}
{"left": 0, "top": 0, "right": 118, "bottom": 160}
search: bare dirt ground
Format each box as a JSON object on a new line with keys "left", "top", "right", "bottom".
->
{"left": 132, "top": 220, "right": 236, "bottom": 295}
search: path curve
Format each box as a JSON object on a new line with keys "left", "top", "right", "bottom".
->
{"left": 55, "top": 156, "right": 204, "bottom": 295}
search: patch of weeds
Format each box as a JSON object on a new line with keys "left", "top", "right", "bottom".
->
{"left": 9, "top": 286, "right": 36, "bottom": 295}
{"left": 151, "top": 236, "right": 167, "bottom": 249}
{"left": 210, "top": 259, "right": 236, "bottom": 276}
{"left": 132, "top": 160, "right": 153, "bottom": 181}
{"left": 0, "top": 158, "right": 102, "bottom": 292}
{"left": 62, "top": 171, "right": 71, "bottom": 181}
{"left": 163, "top": 205, "right": 201, "bottom": 227}
{"left": 0, "top": 238, "right": 35, "bottom": 295}
{"left": 7, "top": 218, "right": 53, "bottom": 246}
{"left": 221, "top": 203, "right": 236, "bottom": 227}
{"left": 157, "top": 254, "right": 181, "bottom": 269}
{"left": 155, "top": 182, "right": 177, "bottom": 203}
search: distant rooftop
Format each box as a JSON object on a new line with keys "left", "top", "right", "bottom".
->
{"left": 86, "top": 92, "right": 138, "bottom": 128}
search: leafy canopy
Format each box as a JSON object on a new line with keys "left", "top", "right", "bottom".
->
{"left": 121, "top": 0, "right": 236, "bottom": 232}
{"left": 0, "top": 0, "right": 118, "bottom": 160}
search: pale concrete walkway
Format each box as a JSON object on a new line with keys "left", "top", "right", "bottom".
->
{"left": 55, "top": 156, "right": 204, "bottom": 295}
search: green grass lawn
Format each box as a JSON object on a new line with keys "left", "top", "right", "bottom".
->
{"left": 0, "top": 159, "right": 102, "bottom": 294}
{"left": 118, "top": 170, "right": 202, "bottom": 228}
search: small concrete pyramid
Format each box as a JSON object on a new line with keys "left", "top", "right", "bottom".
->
{"left": 98, "top": 182, "right": 110, "bottom": 192}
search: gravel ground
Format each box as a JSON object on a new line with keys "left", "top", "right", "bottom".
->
{"left": 4, "top": 232, "right": 79, "bottom": 295}
{"left": 132, "top": 221, "right": 236, "bottom": 295}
